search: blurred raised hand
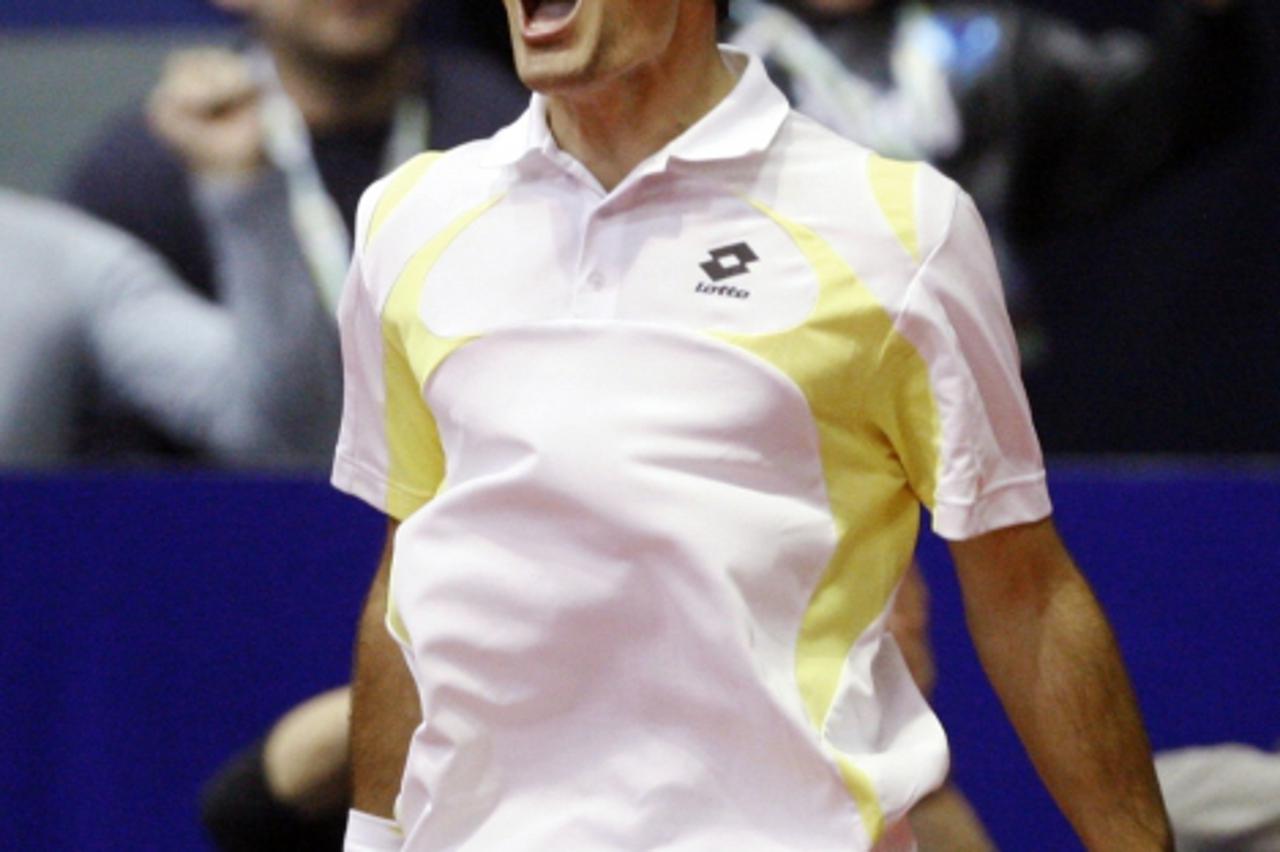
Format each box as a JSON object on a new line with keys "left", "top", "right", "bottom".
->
{"left": 147, "top": 48, "right": 265, "bottom": 179}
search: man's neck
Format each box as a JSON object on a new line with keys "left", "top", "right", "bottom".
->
{"left": 271, "top": 47, "right": 416, "bottom": 133}
{"left": 544, "top": 35, "right": 737, "bottom": 192}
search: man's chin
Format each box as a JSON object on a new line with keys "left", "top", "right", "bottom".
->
{"left": 514, "top": 56, "right": 593, "bottom": 97}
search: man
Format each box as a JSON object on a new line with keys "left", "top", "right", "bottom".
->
{"left": 337, "top": 0, "right": 1172, "bottom": 849}
{"left": 63, "top": 0, "right": 528, "bottom": 462}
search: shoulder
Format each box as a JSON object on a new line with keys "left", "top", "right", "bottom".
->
{"left": 358, "top": 132, "right": 516, "bottom": 248}
{"left": 733, "top": 114, "right": 971, "bottom": 322}
{"left": 763, "top": 112, "right": 963, "bottom": 274}
{"left": 352, "top": 128, "right": 522, "bottom": 309}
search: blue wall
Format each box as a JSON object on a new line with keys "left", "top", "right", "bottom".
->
{"left": 0, "top": 0, "right": 229, "bottom": 27}
{"left": 1, "top": 473, "right": 381, "bottom": 849}
{"left": 2, "top": 464, "right": 1277, "bottom": 849}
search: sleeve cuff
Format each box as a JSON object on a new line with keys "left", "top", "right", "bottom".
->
{"left": 931, "top": 474, "right": 1053, "bottom": 541}
{"left": 344, "top": 809, "right": 403, "bottom": 851}
{"left": 331, "top": 453, "right": 434, "bottom": 521}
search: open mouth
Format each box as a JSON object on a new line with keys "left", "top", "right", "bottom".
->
{"left": 520, "top": 0, "right": 580, "bottom": 39}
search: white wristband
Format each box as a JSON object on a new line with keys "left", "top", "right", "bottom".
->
{"left": 344, "top": 809, "right": 404, "bottom": 851}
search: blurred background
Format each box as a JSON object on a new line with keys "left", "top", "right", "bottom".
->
{"left": 1, "top": 0, "right": 1277, "bottom": 849}
{"left": 3, "top": 0, "right": 1277, "bottom": 452}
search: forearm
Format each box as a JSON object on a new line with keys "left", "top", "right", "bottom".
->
{"left": 193, "top": 171, "right": 343, "bottom": 464}
{"left": 91, "top": 172, "right": 340, "bottom": 465}
{"left": 351, "top": 526, "right": 420, "bottom": 818}
{"left": 964, "top": 544, "right": 1171, "bottom": 849}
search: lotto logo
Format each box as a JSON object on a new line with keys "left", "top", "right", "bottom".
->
{"left": 699, "top": 242, "right": 760, "bottom": 282}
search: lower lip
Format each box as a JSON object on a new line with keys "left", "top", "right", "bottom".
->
{"left": 522, "top": 1, "right": 579, "bottom": 45}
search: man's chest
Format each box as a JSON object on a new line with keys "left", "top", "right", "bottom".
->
{"left": 368, "top": 160, "right": 921, "bottom": 439}
{"left": 396, "top": 184, "right": 825, "bottom": 338}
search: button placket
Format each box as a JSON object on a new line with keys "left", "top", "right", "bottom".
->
{"left": 570, "top": 269, "right": 612, "bottom": 317}
{"left": 569, "top": 205, "right": 618, "bottom": 318}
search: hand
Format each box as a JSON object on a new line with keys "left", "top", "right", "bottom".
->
{"left": 146, "top": 48, "right": 266, "bottom": 179}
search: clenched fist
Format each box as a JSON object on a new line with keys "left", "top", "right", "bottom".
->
{"left": 147, "top": 48, "right": 266, "bottom": 179}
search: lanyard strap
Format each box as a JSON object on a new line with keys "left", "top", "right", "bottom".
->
{"left": 250, "top": 48, "right": 430, "bottom": 314}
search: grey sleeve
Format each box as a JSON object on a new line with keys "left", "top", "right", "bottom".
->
{"left": 88, "top": 172, "right": 342, "bottom": 467}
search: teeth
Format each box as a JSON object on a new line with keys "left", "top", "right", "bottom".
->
{"left": 523, "top": 0, "right": 576, "bottom": 25}
{"left": 534, "top": 0, "right": 575, "bottom": 19}
{"left": 519, "top": 0, "right": 577, "bottom": 35}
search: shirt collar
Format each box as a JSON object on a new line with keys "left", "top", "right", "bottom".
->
{"left": 483, "top": 47, "right": 790, "bottom": 173}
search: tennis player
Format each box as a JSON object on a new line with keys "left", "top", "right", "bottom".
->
{"left": 334, "top": 0, "right": 1173, "bottom": 848}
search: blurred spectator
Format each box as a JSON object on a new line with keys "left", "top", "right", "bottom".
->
{"left": 728, "top": 0, "right": 1263, "bottom": 371}
{"left": 0, "top": 186, "right": 333, "bottom": 467}
{"left": 59, "top": 1, "right": 532, "bottom": 845}
{"left": 1157, "top": 741, "right": 1280, "bottom": 851}
{"left": 201, "top": 687, "right": 352, "bottom": 851}
{"left": 62, "top": 0, "right": 528, "bottom": 462}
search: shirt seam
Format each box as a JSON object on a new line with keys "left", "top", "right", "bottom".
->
{"left": 888, "top": 181, "right": 961, "bottom": 336}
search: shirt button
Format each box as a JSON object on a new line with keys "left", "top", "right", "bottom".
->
{"left": 586, "top": 272, "right": 605, "bottom": 291}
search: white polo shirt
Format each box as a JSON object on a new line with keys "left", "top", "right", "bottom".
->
{"left": 333, "top": 48, "right": 1051, "bottom": 851}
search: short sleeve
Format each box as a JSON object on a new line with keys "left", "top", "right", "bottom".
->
{"left": 331, "top": 183, "right": 447, "bottom": 520}
{"left": 881, "top": 187, "right": 1052, "bottom": 540}
{"left": 343, "top": 809, "right": 403, "bottom": 851}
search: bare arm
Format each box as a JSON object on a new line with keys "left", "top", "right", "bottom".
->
{"left": 350, "top": 517, "right": 420, "bottom": 818}
{"left": 950, "top": 518, "right": 1172, "bottom": 850}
